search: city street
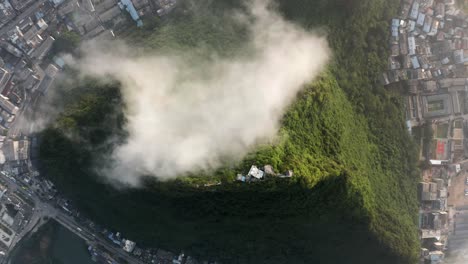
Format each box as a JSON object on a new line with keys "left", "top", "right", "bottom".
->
{"left": 0, "top": 0, "right": 181, "bottom": 263}
{"left": 0, "top": 169, "right": 146, "bottom": 264}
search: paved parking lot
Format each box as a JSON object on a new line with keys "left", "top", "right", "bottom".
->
{"left": 448, "top": 171, "right": 468, "bottom": 208}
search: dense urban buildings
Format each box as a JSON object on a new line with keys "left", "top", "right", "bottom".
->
{"left": 385, "top": 0, "right": 468, "bottom": 263}
{"left": 0, "top": 0, "right": 186, "bottom": 263}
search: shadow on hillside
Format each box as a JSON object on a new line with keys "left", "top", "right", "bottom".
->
{"left": 38, "top": 130, "right": 404, "bottom": 263}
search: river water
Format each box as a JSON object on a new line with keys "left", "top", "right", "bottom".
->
{"left": 50, "top": 223, "right": 95, "bottom": 264}
{"left": 11, "top": 220, "right": 95, "bottom": 264}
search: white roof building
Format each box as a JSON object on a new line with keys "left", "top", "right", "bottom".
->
{"left": 429, "top": 160, "right": 449, "bottom": 166}
{"left": 123, "top": 240, "right": 136, "bottom": 253}
{"left": 0, "top": 95, "right": 18, "bottom": 115}
{"left": 1, "top": 213, "right": 13, "bottom": 227}
{"left": 421, "top": 229, "right": 441, "bottom": 239}
{"left": 247, "top": 165, "right": 264, "bottom": 179}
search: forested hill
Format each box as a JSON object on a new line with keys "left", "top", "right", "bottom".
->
{"left": 38, "top": 0, "right": 421, "bottom": 263}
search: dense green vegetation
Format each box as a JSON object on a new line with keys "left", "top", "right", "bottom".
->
{"left": 38, "top": 0, "right": 420, "bottom": 263}
{"left": 49, "top": 31, "right": 81, "bottom": 58}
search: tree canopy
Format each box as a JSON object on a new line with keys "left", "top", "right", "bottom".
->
{"left": 38, "top": 0, "right": 420, "bottom": 263}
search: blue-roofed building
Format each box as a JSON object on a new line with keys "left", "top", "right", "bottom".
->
{"left": 50, "top": 0, "right": 66, "bottom": 7}
{"left": 417, "top": 13, "right": 425, "bottom": 26}
{"left": 391, "top": 26, "right": 399, "bottom": 37}
{"left": 35, "top": 12, "right": 44, "bottom": 20}
{"left": 411, "top": 56, "right": 420, "bottom": 69}
{"left": 119, "top": 0, "right": 143, "bottom": 27}
{"left": 409, "top": 1, "right": 419, "bottom": 20}
{"left": 53, "top": 56, "right": 65, "bottom": 68}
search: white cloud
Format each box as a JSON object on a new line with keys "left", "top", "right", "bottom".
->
{"left": 70, "top": 0, "right": 330, "bottom": 185}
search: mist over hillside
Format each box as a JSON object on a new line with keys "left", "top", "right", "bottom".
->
{"left": 38, "top": 0, "right": 420, "bottom": 263}
{"left": 65, "top": 0, "right": 329, "bottom": 185}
